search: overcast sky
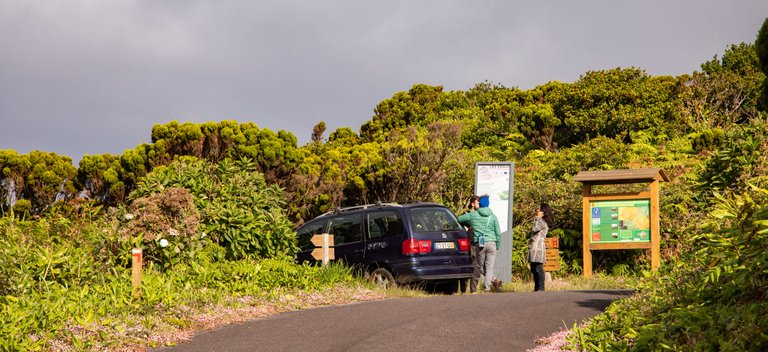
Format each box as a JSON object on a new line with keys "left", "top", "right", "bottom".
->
{"left": 1, "top": 1, "right": 767, "bottom": 163}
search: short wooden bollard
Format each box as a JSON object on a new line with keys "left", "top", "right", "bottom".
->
{"left": 131, "top": 248, "right": 143, "bottom": 298}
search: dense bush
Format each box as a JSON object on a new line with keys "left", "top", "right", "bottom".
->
{"left": 119, "top": 187, "right": 203, "bottom": 270}
{"left": 698, "top": 119, "right": 768, "bottom": 200}
{"left": 131, "top": 157, "right": 297, "bottom": 260}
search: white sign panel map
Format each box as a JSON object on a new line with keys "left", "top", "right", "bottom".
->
{"left": 474, "top": 162, "right": 514, "bottom": 283}
{"left": 475, "top": 163, "right": 512, "bottom": 232}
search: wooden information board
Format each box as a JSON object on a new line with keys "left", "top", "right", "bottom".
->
{"left": 574, "top": 168, "right": 667, "bottom": 278}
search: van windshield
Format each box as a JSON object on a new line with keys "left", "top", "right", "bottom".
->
{"left": 407, "top": 207, "right": 461, "bottom": 232}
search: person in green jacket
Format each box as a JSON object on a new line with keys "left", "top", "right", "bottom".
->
{"left": 458, "top": 195, "right": 501, "bottom": 292}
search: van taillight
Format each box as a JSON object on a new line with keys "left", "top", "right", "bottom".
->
{"left": 458, "top": 238, "right": 469, "bottom": 252}
{"left": 402, "top": 239, "right": 432, "bottom": 254}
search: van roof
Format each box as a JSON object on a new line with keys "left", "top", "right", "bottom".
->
{"left": 317, "top": 202, "right": 443, "bottom": 218}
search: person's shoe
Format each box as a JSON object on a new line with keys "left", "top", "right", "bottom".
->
{"left": 492, "top": 279, "right": 503, "bottom": 292}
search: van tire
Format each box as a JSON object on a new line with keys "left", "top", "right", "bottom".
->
{"left": 369, "top": 268, "right": 397, "bottom": 289}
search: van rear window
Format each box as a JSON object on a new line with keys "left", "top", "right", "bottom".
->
{"left": 408, "top": 207, "right": 461, "bottom": 232}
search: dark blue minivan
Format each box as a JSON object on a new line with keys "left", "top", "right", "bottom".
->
{"left": 296, "top": 203, "right": 473, "bottom": 289}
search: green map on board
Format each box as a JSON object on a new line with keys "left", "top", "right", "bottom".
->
{"left": 589, "top": 200, "right": 650, "bottom": 243}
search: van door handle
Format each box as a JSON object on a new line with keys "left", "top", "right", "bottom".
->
{"left": 443, "top": 259, "right": 452, "bottom": 264}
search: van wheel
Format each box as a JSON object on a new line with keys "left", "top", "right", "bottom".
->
{"left": 369, "top": 268, "right": 397, "bottom": 289}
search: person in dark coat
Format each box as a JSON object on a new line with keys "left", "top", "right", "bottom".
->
{"left": 528, "top": 203, "right": 553, "bottom": 291}
{"left": 459, "top": 195, "right": 480, "bottom": 294}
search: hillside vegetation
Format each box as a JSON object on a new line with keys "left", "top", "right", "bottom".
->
{"left": 1, "top": 19, "right": 767, "bottom": 350}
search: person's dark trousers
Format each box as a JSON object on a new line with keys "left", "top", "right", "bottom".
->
{"left": 530, "top": 262, "right": 545, "bottom": 291}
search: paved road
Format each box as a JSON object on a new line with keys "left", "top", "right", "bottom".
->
{"left": 155, "top": 290, "right": 631, "bottom": 352}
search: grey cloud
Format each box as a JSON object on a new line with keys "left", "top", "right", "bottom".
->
{"left": 1, "top": 1, "right": 767, "bottom": 162}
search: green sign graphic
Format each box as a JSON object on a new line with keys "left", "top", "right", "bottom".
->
{"left": 589, "top": 199, "right": 650, "bottom": 243}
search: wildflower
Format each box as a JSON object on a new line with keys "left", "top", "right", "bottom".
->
{"left": 201, "top": 232, "right": 207, "bottom": 238}
{"left": 124, "top": 213, "right": 134, "bottom": 220}
{"left": 159, "top": 239, "right": 169, "bottom": 247}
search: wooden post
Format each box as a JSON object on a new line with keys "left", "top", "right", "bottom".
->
{"left": 311, "top": 234, "right": 335, "bottom": 267}
{"left": 131, "top": 248, "right": 142, "bottom": 298}
{"left": 650, "top": 179, "right": 660, "bottom": 271}
{"left": 582, "top": 184, "right": 593, "bottom": 279}
{"left": 322, "top": 232, "right": 330, "bottom": 266}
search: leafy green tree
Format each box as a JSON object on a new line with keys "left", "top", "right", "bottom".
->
{"left": 759, "top": 18, "right": 768, "bottom": 75}
{"left": 0, "top": 150, "right": 76, "bottom": 215}
{"left": 0, "top": 150, "right": 27, "bottom": 213}
{"left": 681, "top": 43, "right": 766, "bottom": 128}
{"left": 462, "top": 82, "right": 525, "bottom": 152}
{"left": 516, "top": 82, "right": 564, "bottom": 151}
{"left": 150, "top": 121, "right": 205, "bottom": 163}
{"left": 286, "top": 137, "right": 384, "bottom": 222}
{"left": 756, "top": 17, "right": 768, "bottom": 110}
{"left": 25, "top": 151, "right": 77, "bottom": 213}
{"left": 360, "top": 84, "right": 470, "bottom": 142}
{"left": 368, "top": 122, "right": 463, "bottom": 203}
{"left": 10, "top": 198, "right": 31, "bottom": 219}
{"left": 552, "top": 68, "right": 684, "bottom": 147}
{"left": 231, "top": 125, "right": 300, "bottom": 183}
{"left": 311, "top": 121, "right": 326, "bottom": 143}
{"left": 78, "top": 120, "right": 302, "bottom": 208}
{"left": 77, "top": 154, "right": 118, "bottom": 202}
{"left": 328, "top": 127, "right": 359, "bottom": 146}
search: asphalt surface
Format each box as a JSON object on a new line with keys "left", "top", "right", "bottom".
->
{"left": 154, "top": 290, "right": 632, "bottom": 352}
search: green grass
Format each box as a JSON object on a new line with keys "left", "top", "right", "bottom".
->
{"left": 499, "top": 273, "right": 638, "bottom": 292}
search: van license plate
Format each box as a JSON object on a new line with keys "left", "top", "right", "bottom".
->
{"left": 434, "top": 242, "right": 455, "bottom": 250}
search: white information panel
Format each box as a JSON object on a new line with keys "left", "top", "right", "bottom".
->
{"left": 475, "top": 162, "right": 514, "bottom": 283}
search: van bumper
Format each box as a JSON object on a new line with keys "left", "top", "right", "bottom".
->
{"left": 392, "top": 257, "right": 474, "bottom": 284}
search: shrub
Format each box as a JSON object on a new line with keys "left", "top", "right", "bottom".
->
{"left": 131, "top": 157, "right": 297, "bottom": 260}
{"left": 119, "top": 187, "right": 203, "bottom": 269}
{"left": 690, "top": 128, "right": 725, "bottom": 152}
{"left": 11, "top": 198, "right": 31, "bottom": 219}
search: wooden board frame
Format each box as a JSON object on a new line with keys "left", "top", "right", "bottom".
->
{"left": 575, "top": 168, "right": 666, "bottom": 279}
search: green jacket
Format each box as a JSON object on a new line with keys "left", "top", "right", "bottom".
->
{"left": 458, "top": 207, "right": 501, "bottom": 245}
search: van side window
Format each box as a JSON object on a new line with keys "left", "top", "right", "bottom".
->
{"left": 367, "top": 211, "right": 403, "bottom": 240}
{"left": 297, "top": 220, "right": 327, "bottom": 251}
{"left": 329, "top": 214, "right": 362, "bottom": 245}
{"left": 408, "top": 207, "right": 462, "bottom": 232}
